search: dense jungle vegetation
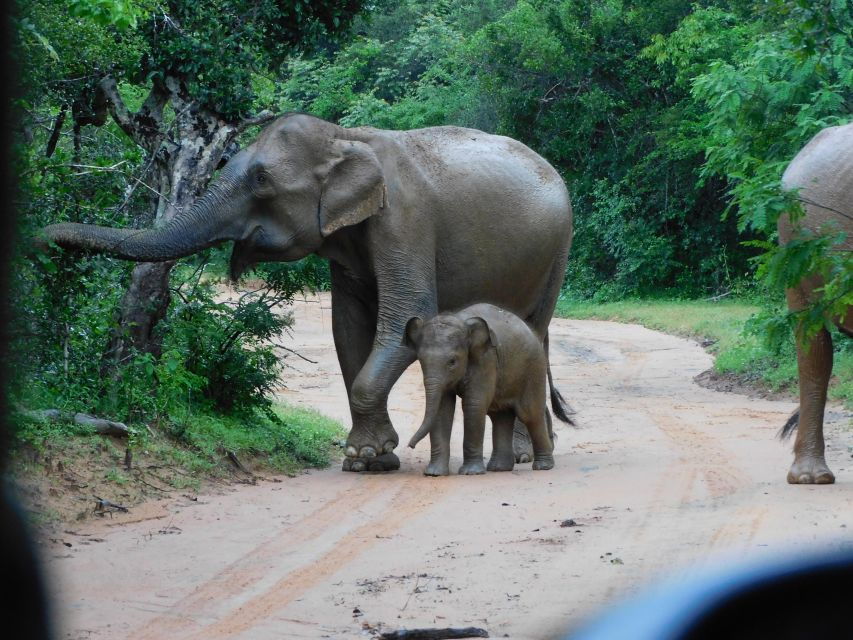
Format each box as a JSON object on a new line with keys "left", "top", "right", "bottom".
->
{"left": 9, "top": 0, "right": 852, "bottom": 476}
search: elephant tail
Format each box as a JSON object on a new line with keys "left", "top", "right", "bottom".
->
{"left": 778, "top": 408, "right": 799, "bottom": 440}
{"left": 548, "top": 364, "right": 576, "bottom": 425}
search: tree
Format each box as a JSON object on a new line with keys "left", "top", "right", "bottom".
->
{"left": 18, "top": 0, "right": 366, "bottom": 363}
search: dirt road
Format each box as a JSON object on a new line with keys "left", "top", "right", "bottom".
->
{"left": 45, "top": 294, "right": 852, "bottom": 639}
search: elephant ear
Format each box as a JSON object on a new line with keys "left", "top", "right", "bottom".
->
{"left": 403, "top": 317, "right": 424, "bottom": 350}
{"left": 465, "top": 317, "right": 497, "bottom": 354}
{"left": 319, "top": 139, "right": 386, "bottom": 237}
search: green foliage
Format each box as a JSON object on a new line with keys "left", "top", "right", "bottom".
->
{"left": 15, "top": 0, "right": 368, "bottom": 119}
{"left": 132, "top": 0, "right": 368, "bottom": 119}
{"left": 14, "top": 0, "right": 148, "bottom": 108}
{"left": 651, "top": 0, "right": 852, "bottom": 341}
{"left": 68, "top": 0, "right": 146, "bottom": 30}
{"left": 11, "top": 401, "right": 345, "bottom": 477}
{"left": 164, "top": 403, "right": 345, "bottom": 471}
{"left": 252, "top": 256, "right": 331, "bottom": 296}
{"left": 11, "top": 0, "right": 361, "bottom": 471}
{"left": 166, "top": 272, "right": 290, "bottom": 415}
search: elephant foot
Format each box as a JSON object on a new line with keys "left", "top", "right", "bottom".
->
{"left": 342, "top": 452, "right": 400, "bottom": 473}
{"left": 532, "top": 454, "right": 554, "bottom": 471}
{"left": 343, "top": 424, "right": 399, "bottom": 472}
{"left": 458, "top": 459, "right": 486, "bottom": 475}
{"left": 424, "top": 459, "right": 450, "bottom": 476}
{"left": 487, "top": 454, "right": 515, "bottom": 472}
{"left": 787, "top": 456, "right": 835, "bottom": 484}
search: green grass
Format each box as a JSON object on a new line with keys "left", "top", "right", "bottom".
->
{"left": 554, "top": 297, "right": 852, "bottom": 408}
{"left": 11, "top": 401, "right": 346, "bottom": 481}
{"left": 161, "top": 404, "right": 346, "bottom": 474}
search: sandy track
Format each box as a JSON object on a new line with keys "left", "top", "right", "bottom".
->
{"left": 46, "top": 294, "right": 852, "bottom": 639}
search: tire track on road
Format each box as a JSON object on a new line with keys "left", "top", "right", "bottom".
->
{"left": 192, "top": 475, "right": 453, "bottom": 639}
{"left": 129, "top": 475, "right": 387, "bottom": 640}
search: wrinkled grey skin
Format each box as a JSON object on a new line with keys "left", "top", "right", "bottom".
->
{"left": 39, "top": 113, "right": 573, "bottom": 472}
{"left": 405, "top": 304, "right": 556, "bottom": 476}
{"left": 778, "top": 123, "right": 853, "bottom": 484}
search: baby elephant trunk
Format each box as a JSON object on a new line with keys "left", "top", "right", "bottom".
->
{"left": 408, "top": 421, "right": 432, "bottom": 449}
{"left": 408, "top": 377, "right": 445, "bottom": 448}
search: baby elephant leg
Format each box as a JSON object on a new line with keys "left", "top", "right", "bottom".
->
{"left": 425, "top": 394, "right": 456, "bottom": 476}
{"left": 459, "top": 403, "right": 487, "bottom": 475}
{"left": 525, "top": 406, "right": 555, "bottom": 471}
{"left": 487, "top": 411, "right": 516, "bottom": 472}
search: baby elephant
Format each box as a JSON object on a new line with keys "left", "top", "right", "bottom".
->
{"left": 404, "top": 303, "right": 555, "bottom": 476}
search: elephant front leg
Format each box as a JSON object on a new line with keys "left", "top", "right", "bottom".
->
{"left": 425, "top": 393, "right": 456, "bottom": 476}
{"left": 788, "top": 326, "right": 835, "bottom": 484}
{"left": 342, "top": 345, "right": 415, "bottom": 472}
{"left": 330, "top": 271, "right": 400, "bottom": 472}
{"left": 458, "top": 399, "right": 487, "bottom": 475}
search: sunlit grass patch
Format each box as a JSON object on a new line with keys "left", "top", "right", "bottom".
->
{"left": 554, "top": 297, "right": 851, "bottom": 408}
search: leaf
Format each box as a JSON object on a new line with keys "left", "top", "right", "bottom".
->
{"left": 22, "top": 21, "right": 59, "bottom": 62}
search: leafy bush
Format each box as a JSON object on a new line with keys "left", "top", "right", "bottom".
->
{"left": 162, "top": 403, "right": 345, "bottom": 472}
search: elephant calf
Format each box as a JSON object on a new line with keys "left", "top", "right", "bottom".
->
{"left": 404, "top": 304, "right": 556, "bottom": 476}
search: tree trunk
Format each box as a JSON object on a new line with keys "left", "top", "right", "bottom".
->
{"left": 101, "top": 76, "right": 240, "bottom": 364}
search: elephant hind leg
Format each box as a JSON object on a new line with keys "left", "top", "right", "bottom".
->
{"left": 512, "top": 420, "right": 533, "bottom": 464}
{"left": 788, "top": 326, "right": 835, "bottom": 484}
{"left": 488, "top": 411, "right": 516, "bottom": 472}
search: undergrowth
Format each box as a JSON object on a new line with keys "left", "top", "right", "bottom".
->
{"left": 11, "top": 402, "right": 345, "bottom": 477}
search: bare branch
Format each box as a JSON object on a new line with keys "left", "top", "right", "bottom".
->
{"left": 237, "top": 110, "right": 277, "bottom": 133}
{"left": 45, "top": 105, "right": 67, "bottom": 158}
{"left": 66, "top": 160, "right": 128, "bottom": 174}
{"left": 98, "top": 76, "right": 138, "bottom": 140}
{"left": 98, "top": 76, "right": 170, "bottom": 149}
{"left": 271, "top": 343, "right": 318, "bottom": 364}
{"left": 135, "top": 77, "right": 170, "bottom": 139}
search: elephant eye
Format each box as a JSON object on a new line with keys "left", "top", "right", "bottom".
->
{"left": 255, "top": 173, "right": 267, "bottom": 184}
{"left": 448, "top": 357, "right": 457, "bottom": 368}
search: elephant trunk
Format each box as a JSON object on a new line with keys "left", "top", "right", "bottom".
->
{"left": 41, "top": 175, "right": 247, "bottom": 262}
{"left": 409, "top": 375, "right": 446, "bottom": 448}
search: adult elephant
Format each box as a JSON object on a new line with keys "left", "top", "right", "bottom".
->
{"left": 40, "top": 113, "right": 573, "bottom": 472}
{"left": 778, "top": 123, "right": 852, "bottom": 484}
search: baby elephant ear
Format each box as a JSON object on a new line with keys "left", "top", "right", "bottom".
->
{"left": 403, "top": 317, "right": 424, "bottom": 350}
{"left": 319, "top": 139, "right": 386, "bottom": 237}
{"left": 465, "top": 317, "right": 496, "bottom": 351}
